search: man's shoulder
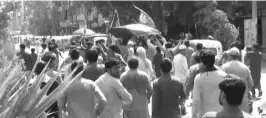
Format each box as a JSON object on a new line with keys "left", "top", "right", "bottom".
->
{"left": 202, "top": 111, "right": 217, "bottom": 118}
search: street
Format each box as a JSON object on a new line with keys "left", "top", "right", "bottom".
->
{"left": 18, "top": 45, "right": 266, "bottom": 117}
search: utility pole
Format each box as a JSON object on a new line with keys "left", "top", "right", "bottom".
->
{"left": 252, "top": 1, "right": 257, "bottom": 45}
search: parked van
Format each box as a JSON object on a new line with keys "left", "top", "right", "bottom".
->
{"left": 189, "top": 39, "right": 223, "bottom": 60}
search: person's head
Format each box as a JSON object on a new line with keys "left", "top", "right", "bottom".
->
{"left": 70, "top": 61, "right": 84, "bottom": 78}
{"left": 253, "top": 44, "right": 260, "bottom": 51}
{"left": 127, "top": 41, "right": 134, "bottom": 47}
{"left": 128, "top": 47, "right": 135, "bottom": 57}
{"left": 219, "top": 74, "right": 246, "bottom": 107}
{"left": 69, "top": 48, "right": 80, "bottom": 60}
{"left": 156, "top": 46, "right": 161, "bottom": 53}
{"left": 201, "top": 50, "right": 215, "bottom": 69}
{"left": 178, "top": 45, "right": 186, "bottom": 55}
{"left": 230, "top": 41, "right": 243, "bottom": 51}
{"left": 41, "top": 53, "right": 57, "bottom": 69}
{"left": 51, "top": 39, "right": 55, "bottom": 43}
{"left": 160, "top": 58, "right": 172, "bottom": 74}
{"left": 128, "top": 56, "right": 139, "bottom": 70}
{"left": 41, "top": 43, "right": 47, "bottom": 49}
{"left": 228, "top": 47, "right": 240, "bottom": 60}
{"left": 184, "top": 40, "right": 190, "bottom": 47}
{"left": 34, "top": 61, "right": 46, "bottom": 75}
{"left": 105, "top": 58, "right": 120, "bottom": 78}
{"left": 136, "top": 46, "right": 146, "bottom": 58}
{"left": 42, "top": 38, "right": 46, "bottom": 43}
{"left": 165, "top": 42, "right": 172, "bottom": 49}
{"left": 86, "top": 41, "right": 93, "bottom": 49}
{"left": 196, "top": 43, "right": 203, "bottom": 51}
{"left": 31, "top": 48, "right": 35, "bottom": 54}
{"left": 20, "top": 43, "right": 26, "bottom": 51}
{"left": 48, "top": 44, "right": 55, "bottom": 51}
{"left": 71, "top": 41, "right": 76, "bottom": 45}
{"left": 86, "top": 49, "right": 99, "bottom": 63}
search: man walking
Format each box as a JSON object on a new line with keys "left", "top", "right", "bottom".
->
{"left": 152, "top": 58, "right": 186, "bottom": 118}
{"left": 245, "top": 44, "right": 262, "bottom": 98}
{"left": 120, "top": 57, "right": 153, "bottom": 118}
{"left": 221, "top": 47, "right": 253, "bottom": 113}
{"left": 203, "top": 74, "right": 252, "bottom": 118}
{"left": 82, "top": 49, "right": 105, "bottom": 81}
{"left": 152, "top": 47, "right": 163, "bottom": 77}
{"left": 184, "top": 40, "right": 194, "bottom": 67}
{"left": 190, "top": 43, "right": 203, "bottom": 66}
{"left": 96, "top": 59, "right": 132, "bottom": 118}
{"left": 17, "top": 44, "right": 32, "bottom": 71}
{"left": 192, "top": 50, "right": 227, "bottom": 118}
{"left": 171, "top": 45, "right": 188, "bottom": 84}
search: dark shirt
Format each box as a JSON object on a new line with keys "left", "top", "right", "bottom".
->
{"left": 17, "top": 50, "right": 32, "bottom": 71}
{"left": 82, "top": 63, "right": 105, "bottom": 81}
{"left": 31, "top": 53, "right": 38, "bottom": 67}
{"left": 152, "top": 52, "right": 163, "bottom": 77}
{"left": 245, "top": 51, "right": 262, "bottom": 73}
{"left": 152, "top": 75, "right": 186, "bottom": 118}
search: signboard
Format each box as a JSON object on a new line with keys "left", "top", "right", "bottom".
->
{"left": 244, "top": 19, "right": 257, "bottom": 47}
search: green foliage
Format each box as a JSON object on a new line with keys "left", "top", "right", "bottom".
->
{"left": 194, "top": 1, "right": 239, "bottom": 50}
{"left": 0, "top": 1, "right": 20, "bottom": 40}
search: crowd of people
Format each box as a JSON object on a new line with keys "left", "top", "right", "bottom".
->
{"left": 15, "top": 34, "right": 263, "bottom": 118}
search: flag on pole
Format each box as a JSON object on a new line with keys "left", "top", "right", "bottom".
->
{"left": 133, "top": 5, "right": 155, "bottom": 28}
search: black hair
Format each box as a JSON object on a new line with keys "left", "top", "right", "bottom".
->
{"left": 69, "top": 49, "right": 80, "bottom": 60}
{"left": 253, "top": 44, "right": 260, "bottom": 50}
{"left": 35, "top": 61, "right": 46, "bottom": 75}
{"left": 86, "top": 49, "right": 99, "bottom": 63}
{"left": 201, "top": 50, "right": 215, "bottom": 68}
{"left": 70, "top": 61, "right": 84, "bottom": 77}
{"left": 160, "top": 58, "right": 172, "bottom": 73}
{"left": 20, "top": 43, "right": 26, "bottom": 49}
{"left": 156, "top": 47, "right": 161, "bottom": 53}
{"left": 31, "top": 48, "right": 35, "bottom": 53}
{"left": 41, "top": 43, "right": 47, "bottom": 49}
{"left": 196, "top": 43, "right": 203, "bottom": 50}
{"left": 48, "top": 44, "right": 55, "bottom": 51}
{"left": 184, "top": 40, "right": 190, "bottom": 47}
{"left": 105, "top": 58, "right": 120, "bottom": 69}
{"left": 41, "top": 53, "right": 57, "bottom": 64}
{"left": 219, "top": 74, "right": 246, "bottom": 106}
{"left": 165, "top": 42, "right": 172, "bottom": 49}
{"left": 230, "top": 41, "right": 243, "bottom": 50}
{"left": 128, "top": 57, "right": 138, "bottom": 69}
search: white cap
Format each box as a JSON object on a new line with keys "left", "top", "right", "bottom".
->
{"left": 127, "top": 41, "right": 134, "bottom": 46}
{"left": 228, "top": 47, "right": 240, "bottom": 56}
{"left": 179, "top": 45, "right": 186, "bottom": 50}
{"left": 208, "top": 36, "right": 213, "bottom": 40}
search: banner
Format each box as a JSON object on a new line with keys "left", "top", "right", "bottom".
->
{"left": 244, "top": 19, "right": 257, "bottom": 47}
{"left": 133, "top": 5, "right": 155, "bottom": 28}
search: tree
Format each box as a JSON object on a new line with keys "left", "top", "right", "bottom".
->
{"left": 194, "top": 1, "right": 239, "bottom": 50}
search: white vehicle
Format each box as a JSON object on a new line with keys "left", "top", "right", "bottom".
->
{"left": 189, "top": 39, "right": 223, "bottom": 60}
